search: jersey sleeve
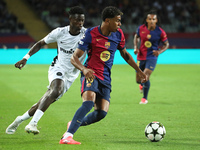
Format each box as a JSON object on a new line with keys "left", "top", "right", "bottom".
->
{"left": 117, "top": 29, "right": 126, "bottom": 50}
{"left": 159, "top": 27, "right": 168, "bottom": 42}
{"left": 43, "top": 28, "right": 59, "bottom": 44}
{"left": 78, "top": 28, "right": 92, "bottom": 51}
{"left": 136, "top": 26, "right": 140, "bottom": 37}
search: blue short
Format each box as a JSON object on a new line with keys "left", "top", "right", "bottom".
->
{"left": 80, "top": 76, "right": 111, "bottom": 102}
{"left": 137, "top": 59, "right": 157, "bottom": 71}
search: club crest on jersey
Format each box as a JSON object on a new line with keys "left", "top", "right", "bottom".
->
{"left": 147, "top": 34, "right": 151, "bottom": 39}
{"left": 105, "top": 42, "right": 110, "bottom": 49}
{"left": 144, "top": 41, "right": 152, "bottom": 48}
{"left": 100, "top": 51, "right": 110, "bottom": 62}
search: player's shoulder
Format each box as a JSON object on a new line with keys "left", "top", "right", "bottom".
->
{"left": 115, "top": 28, "right": 125, "bottom": 37}
{"left": 84, "top": 26, "right": 98, "bottom": 35}
{"left": 87, "top": 26, "right": 98, "bottom": 32}
{"left": 157, "top": 26, "right": 166, "bottom": 33}
{"left": 139, "top": 24, "right": 146, "bottom": 29}
{"left": 80, "top": 26, "right": 87, "bottom": 33}
{"left": 136, "top": 24, "right": 146, "bottom": 32}
{"left": 51, "top": 26, "right": 69, "bottom": 35}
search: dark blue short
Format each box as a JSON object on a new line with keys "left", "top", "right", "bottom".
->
{"left": 80, "top": 76, "right": 111, "bottom": 102}
{"left": 137, "top": 59, "right": 157, "bottom": 71}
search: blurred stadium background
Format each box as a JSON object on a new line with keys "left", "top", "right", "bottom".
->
{"left": 0, "top": 0, "right": 200, "bottom": 49}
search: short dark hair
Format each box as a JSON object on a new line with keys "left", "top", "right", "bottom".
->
{"left": 101, "top": 6, "right": 123, "bottom": 21}
{"left": 68, "top": 6, "right": 84, "bottom": 16}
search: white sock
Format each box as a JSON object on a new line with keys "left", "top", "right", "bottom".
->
{"left": 63, "top": 132, "right": 73, "bottom": 139}
{"left": 20, "top": 111, "right": 31, "bottom": 121}
{"left": 29, "top": 109, "right": 44, "bottom": 125}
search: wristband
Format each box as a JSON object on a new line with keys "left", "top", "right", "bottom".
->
{"left": 23, "top": 54, "right": 30, "bottom": 60}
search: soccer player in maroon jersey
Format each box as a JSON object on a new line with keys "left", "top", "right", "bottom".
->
{"left": 59, "top": 6, "right": 147, "bottom": 144}
{"left": 133, "top": 10, "right": 169, "bottom": 104}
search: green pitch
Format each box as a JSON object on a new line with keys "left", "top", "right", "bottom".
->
{"left": 0, "top": 64, "right": 199, "bottom": 150}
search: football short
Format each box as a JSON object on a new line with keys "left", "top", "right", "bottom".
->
{"left": 48, "top": 65, "right": 74, "bottom": 100}
{"left": 80, "top": 76, "right": 111, "bottom": 103}
{"left": 137, "top": 59, "right": 157, "bottom": 71}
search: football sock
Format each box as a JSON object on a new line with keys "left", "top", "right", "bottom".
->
{"left": 143, "top": 80, "right": 150, "bottom": 99}
{"left": 29, "top": 109, "right": 44, "bottom": 125}
{"left": 81, "top": 110, "right": 107, "bottom": 126}
{"left": 67, "top": 101, "right": 94, "bottom": 134}
{"left": 63, "top": 132, "right": 73, "bottom": 139}
{"left": 19, "top": 111, "right": 31, "bottom": 122}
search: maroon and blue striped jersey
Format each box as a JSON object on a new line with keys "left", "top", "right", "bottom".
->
{"left": 136, "top": 24, "right": 168, "bottom": 60}
{"left": 78, "top": 26, "right": 125, "bottom": 84}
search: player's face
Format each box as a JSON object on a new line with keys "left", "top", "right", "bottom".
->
{"left": 146, "top": 14, "right": 157, "bottom": 29}
{"left": 70, "top": 14, "right": 85, "bottom": 31}
{"left": 109, "top": 15, "right": 122, "bottom": 32}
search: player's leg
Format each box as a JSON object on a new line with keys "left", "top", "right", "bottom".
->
{"left": 25, "top": 79, "right": 64, "bottom": 134}
{"left": 139, "top": 59, "right": 156, "bottom": 104}
{"left": 80, "top": 98, "right": 109, "bottom": 126}
{"left": 5, "top": 93, "right": 46, "bottom": 134}
{"left": 59, "top": 91, "right": 96, "bottom": 144}
{"left": 140, "top": 68, "right": 152, "bottom": 104}
{"left": 67, "top": 91, "right": 96, "bottom": 134}
{"left": 136, "top": 60, "right": 145, "bottom": 93}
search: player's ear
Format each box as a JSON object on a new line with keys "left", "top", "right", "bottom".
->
{"left": 105, "top": 18, "right": 110, "bottom": 24}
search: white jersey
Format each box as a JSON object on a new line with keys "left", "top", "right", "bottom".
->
{"left": 43, "top": 25, "right": 86, "bottom": 82}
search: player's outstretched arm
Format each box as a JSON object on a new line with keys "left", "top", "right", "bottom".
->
{"left": 71, "top": 48, "right": 95, "bottom": 81}
{"left": 120, "top": 48, "right": 147, "bottom": 83}
{"left": 15, "top": 40, "right": 46, "bottom": 70}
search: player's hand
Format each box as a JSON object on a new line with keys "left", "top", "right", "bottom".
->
{"left": 153, "top": 50, "right": 160, "bottom": 57}
{"left": 15, "top": 59, "right": 27, "bottom": 70}
{"left": 134, "top": 48, "right": 139, "bottom": 55}
{"left": 138, "top": 71, "right": 148, "bottom": 83}
{"left": 82, "top": 68, "right": 95, "bottom": 82}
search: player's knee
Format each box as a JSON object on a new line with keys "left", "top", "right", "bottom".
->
{"left": 51, "top": 87, "right": 64, "bottom": 99}
{"left": 96, "top": 110, "right": 107, "bottom": 121}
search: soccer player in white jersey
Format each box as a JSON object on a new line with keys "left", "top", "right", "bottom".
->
{"left": 6, "top": 6, "right": 86, "bottom": 135}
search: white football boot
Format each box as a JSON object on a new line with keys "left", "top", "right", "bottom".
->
{"left": 25, "top": 124, "right": 39, "bottom": 135}
{"left": 6, "top": 116, "right": 22, "bottom": 134}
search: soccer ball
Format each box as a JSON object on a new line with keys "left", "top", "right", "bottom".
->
{"left": 144, "top": 121, "right": 166, "bottom": 142}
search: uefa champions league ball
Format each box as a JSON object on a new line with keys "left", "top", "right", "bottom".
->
{"left": 145, "top": 121, "right": 166, "bottom": 142}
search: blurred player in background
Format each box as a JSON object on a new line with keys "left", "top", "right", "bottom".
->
{"left": 59, "top": 6, "right": 147, "bottom": 145}
{"left": 6, "top": 6, "right": 86, "bottom": 135}
{"left": 133, "top": 10, "right": 169, "bottom": 104}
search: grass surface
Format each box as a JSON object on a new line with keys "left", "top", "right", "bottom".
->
{"left": 0, "top": 64, "right": 200, "bottom": 150}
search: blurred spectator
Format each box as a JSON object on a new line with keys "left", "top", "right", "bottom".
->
{"left": 25, "top": 0, "right": 200, "bottom": 33}
{"left": 0, "top": 0, "right": 26, "bottom": 33}
{"left": 1, "top": 0, "right": 200, "bottom": 48}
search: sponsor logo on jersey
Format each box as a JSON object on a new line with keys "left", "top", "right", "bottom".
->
{"left": 144, "top": 41, "right": 152, "bottom": 48}
{"left": 60, "top": 47, "right": 74, "bottom": 54}
{"left": 105, "top": 42, "right": 110, "bottom": 49}
{"left": 147, "top": 34, "right": 151, "bottom": 39}
{"left": 100, "top": 51, "right": 110, "bottom": 62}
